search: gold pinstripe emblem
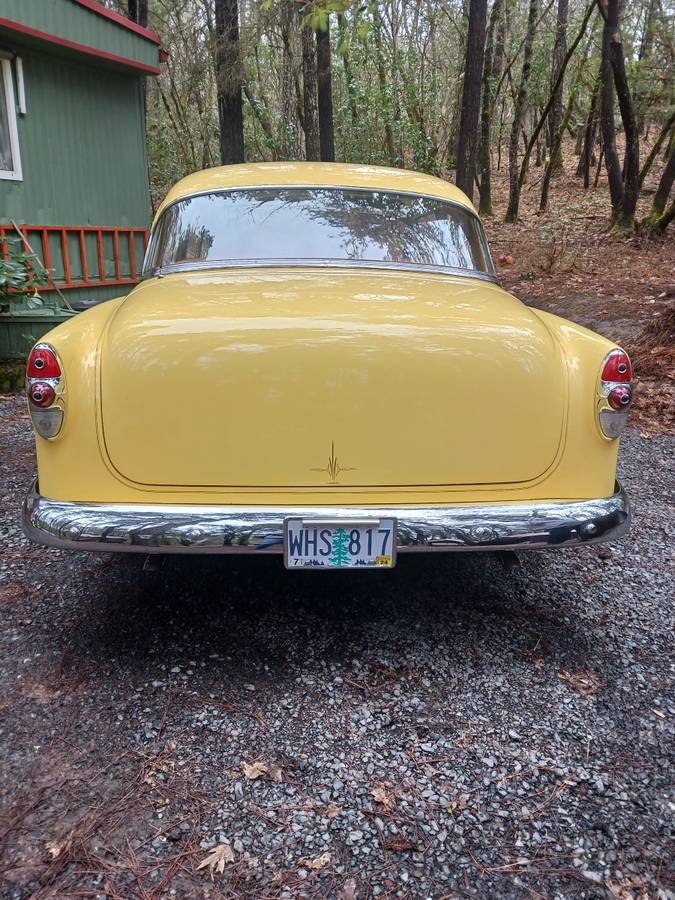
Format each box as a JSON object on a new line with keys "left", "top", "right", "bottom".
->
{"left": 311, "top": 441, "right": 356, "bottom": 484}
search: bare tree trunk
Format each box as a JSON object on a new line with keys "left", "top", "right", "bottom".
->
{"left": 594, "top": 143, "right": 604, "bottom": 187}
{"left": 639, "top": 109, "right": 675, "bottom": 188}
{"left": 337, "top": 13, "right": 358, "bottom": 125}
{"left": 666, "top": 129, "right": 675, "bottom": 162}
{"left": 316, "top": 17, "right": 335, "bottom": 162}
{"left": 636, "top": 0, "right": 658, "bottom": 134}
{"left": 600, "top": 0, "right": 640, "bottom": 232}
{"left": 497, "top": 96, "right": 506, "bottom": 170}
{"left": 645, "top": 144, "right": 675, "bottom": 229}
{"left": 493, "top": 0, "right": 508, "bottom": 78}
{"left": 650, "top": 198, "right": 674, "bottom": 233}
{"left": 301, "top": 16, "right": 320, "bottom": 161}
{"left": 242, "top": 82, "right": 276, "bottom": 155}
{"left": 638, "top": 0, "right": 658, "bottom": 62}
{"left": 128, "top": 0, "right": 148, "bottom": 27}
{"left": 386, "top": 3, "right": 405, "bottom": 164}
{"left": 504, "top": 0, "right": 538, "bottom": 223}
{"left": 432, "top": 87, "right": 454, "bottom": 164}
{"left": 373, "top": 7, "right": 396, "bottom": 166}
{"left": 536, "top": 122, "right": 545, "bottom": 166}
{"left": 215, "top": 0, "right": 244, "bottom": 165}
{"left": 576, "top": 69, "right": 600, "bottom": 185}
{"left": 512, "top": 0, "right": 596, "bottom": 210}
{"left": 548, "top": 0, "right": 569, "bottom": 173}
{"left": 456, "top": 0, "right": 488, "bottom": 202}
{"left": 279, "top": 1, "right": 302, "bottom": 159}
{"left": 598, "top": 2, "right": 623, "bottom": 214}
{"left": 540, "top": 30, "right": 592, "bottom": 211}
{"left": 574, "top": 123, "right": 584, "bottom": 155}
{"left": 479, "top": 0, "right": 504, "bottom": 215}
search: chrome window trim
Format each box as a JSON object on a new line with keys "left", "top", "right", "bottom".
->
{"left": 143, "top": 258, "right": 499, "bottom": 284}
{"left": 141, "top": 184, "right": 496, "bottom": 281}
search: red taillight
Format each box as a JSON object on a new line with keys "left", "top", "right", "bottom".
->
{"left": 26, "top": 343, "right": 64, "bottom": 438}
{"left": 28, "top": 382, "right": 56, "bottom": 407}
{"left": 601, "top": 350, "right": 632, "bottom": 383}
{"left": 598, "top": 348, "right": 632, "bottom": 439}
{"left": 607, "top": 385, "right": 631, "bottom": 410}
{"left": 27, "top": 345, "right": 61, "bottom": 379}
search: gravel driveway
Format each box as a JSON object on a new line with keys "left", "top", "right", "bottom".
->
{"left": 0, "top": 394, "right": 673, "bottom": 899}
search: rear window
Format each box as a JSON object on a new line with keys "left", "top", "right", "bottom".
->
{"left": 146, "top": 187, "right": 494, "bottom": 276}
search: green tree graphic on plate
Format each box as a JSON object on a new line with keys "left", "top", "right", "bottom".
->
{"left": 330, "top": 528, "right": 350, "bottom": 566}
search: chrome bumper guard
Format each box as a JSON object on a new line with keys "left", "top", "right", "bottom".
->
{"left": 22, "top": 479, "right": 630, "bottom": 554}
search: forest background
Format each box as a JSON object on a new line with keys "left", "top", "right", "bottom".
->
{"left": 114, "top": 0, "right": 674, "bottom": 428}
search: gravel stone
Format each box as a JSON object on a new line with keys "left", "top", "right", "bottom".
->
{"left": 0, "top": 395, "right": 672, "bottom": 898}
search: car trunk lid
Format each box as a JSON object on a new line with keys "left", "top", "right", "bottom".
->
{"left": 99, "top": 269, "right": 565, "bottom": 488}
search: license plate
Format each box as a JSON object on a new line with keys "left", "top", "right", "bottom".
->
{"left": 284, "top": 518, "right": 397, "bottom": 569}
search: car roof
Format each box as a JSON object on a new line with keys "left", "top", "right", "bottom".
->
{"left": 155, "top": 162, "right": 475, "bottom": 220}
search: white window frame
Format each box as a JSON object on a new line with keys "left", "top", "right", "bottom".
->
{"left": 0, "top": 57, "right": 23, "bottom": 182}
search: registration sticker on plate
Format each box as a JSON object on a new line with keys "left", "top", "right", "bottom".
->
{"left": 284, "top": 518, "right": 397, "bottom": 569}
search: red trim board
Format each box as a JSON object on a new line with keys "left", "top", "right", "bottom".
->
{"left": 71, "top": 0, "right": 161, "bottom": 45}
{"left": 0, "top": 18, "right": 161, "bottom": 75}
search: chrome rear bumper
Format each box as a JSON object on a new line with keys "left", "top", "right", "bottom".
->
{"left": 21, "top": 479, "right": 630, "bottom": 554}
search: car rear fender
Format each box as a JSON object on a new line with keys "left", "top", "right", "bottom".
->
{"left": 531, "top": 308, "right": 621, "bottom": 497}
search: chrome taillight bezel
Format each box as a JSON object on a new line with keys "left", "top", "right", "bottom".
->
{"left": 596, "top": 348, "right": 632, "bottom": 440}
{"left": 26, "top": 343, "right": 65, "bottom": 439}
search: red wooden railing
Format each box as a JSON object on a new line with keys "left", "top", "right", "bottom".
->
{"left": 0, "top": 225, "right": 149, "bottom": 291}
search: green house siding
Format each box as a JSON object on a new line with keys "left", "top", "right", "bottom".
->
{"left": 0, "top": 0, "right": 160, "bottom": 71}
{"left": 0, "top": 47, "right": 151, "bottom": 306}
{"left": 0, "top": 48, "right": 150, "bottom": 229}
{"left": 0, "top": 0, "right": 160, "bottom": 313}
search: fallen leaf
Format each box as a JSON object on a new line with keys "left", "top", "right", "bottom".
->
{"left": 241, "top": 760, "right": 282, "bottom": 781}
{"left": 653, "top": 709, "right": 665, "bottom": 718}
{"left": 339, "top": 876, "right": 358, "bottom": 899}
{"left": 298, "top": 851, "right": 331, "bottom": 870}
{"left": 606, "top": 875, "right": 650, "bottom": 899}
{"left": 46, "top": 836, "right": 71, "bottom": 859}
{"left": 242, "top": 760, "right": 267, "bottom": 780}
{"left": 197, "top": 843, "right": 234, "bottom": 876}
{"left": 0, "top": 584, "right": 24, "bottom": 604}
{"left": 23, "top": 683, "right": 62, "bottom": 704}
{"left": 454, "top": 732, "right": 473, "bottom": 748}
{"left": 448, "top": 792, "right": 470, "bottom": 814}
{"left": 370, "top": 784, "right": 395, "bottom": 812}
{"left": 381, "top": 835, "right": 417, "bottom": 851}
{"left": 142, "top": 756, "right": 175, "bottom": 785}
{"left": 327, "top": 802, "right": 342, "bottom": 820}
{"left": 557, "top": 669, "right": 604, "bottom": 698}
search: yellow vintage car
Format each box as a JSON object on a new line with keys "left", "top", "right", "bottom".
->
{"left": 22, "top": 163, "right": 631, "bottom": 568}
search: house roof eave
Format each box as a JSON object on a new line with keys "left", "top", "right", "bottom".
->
{"left": 0, "top": 17, "right": 161, "bottom": 75}
{"left": 70, "top": 0, "right": 161, "bottom": 46}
